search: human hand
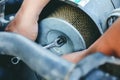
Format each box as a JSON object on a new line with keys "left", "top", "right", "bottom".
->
{"left": 62, "top": 50, "right": 88, "bottom": 63}
{"left": 5, "top": 15, "right": 38, "bottom": 41}
{"left": 5, "top": 0, "right": 50, "bottom": 41}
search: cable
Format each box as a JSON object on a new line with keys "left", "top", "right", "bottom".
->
{"left": 110, "top": 0, "right": 116, "bottom": 9}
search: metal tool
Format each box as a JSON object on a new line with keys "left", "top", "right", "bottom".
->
{"left": 43, "top": 36, "right": 67, "bottom": 49}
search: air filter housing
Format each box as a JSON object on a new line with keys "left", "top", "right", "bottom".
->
{"left": 38, "top": 1, "right": 101, "bottom": 55}
{"left": 37, "top": 0, "right": 120, "bottom": 78}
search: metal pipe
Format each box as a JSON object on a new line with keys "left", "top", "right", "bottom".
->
{"left": 0, "top": 32, "right": 77, "bottom": 80}
{"left": 76, "top": 53, "right": 120, "bottom": 78}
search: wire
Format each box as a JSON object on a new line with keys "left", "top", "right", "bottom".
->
{"left": 111, "top": 0, "right": 116, "bottom": 9}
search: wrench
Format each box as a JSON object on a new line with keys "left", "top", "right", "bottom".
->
{"left": 43, "top": 36, "right": 67, "bottom": 49}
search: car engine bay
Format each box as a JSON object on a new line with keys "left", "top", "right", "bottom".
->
{"left": 0, "top": 0, "right": 120, "bottom": 80}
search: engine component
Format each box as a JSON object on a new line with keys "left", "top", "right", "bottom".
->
{"left": 107, "top": 8, "right": 120, "bottom": 27}
{"left": 77, "top": 53, "right": 120, "bottom": 78}
{"left": 38, "top": 2, "right": 101, "bottom": 55}
{"left": 0, "top": 0, "right": 9, "bottom": 27}
{"left": 38, "top": 0, "right": 120, "bottom": 55}
{"left": 1, "top": 0, "right": 120, "bottom": 79}
{"left": 48, "top": 4, "right": 101, "bottom": 48}
{"left": 11, "top": 56, "right": 20, "bottom": 65}
{"left": 39, "top": 18, "right": 87, "bottom": 55}
{"left": 61, "top": 0, "right": 120, "bottom": 33}
{"left": 0, "top": 0, "right": 14, "bottom": 29}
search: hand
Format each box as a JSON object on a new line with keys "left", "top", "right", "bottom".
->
{"left": 5, "top": 0, "right": 50, "bottom": 41}
{"left": 5, "top": 15, "right": 38, "bottom": 41}
{"left": 62, "top": 50, "right": 88, "bottom": 63}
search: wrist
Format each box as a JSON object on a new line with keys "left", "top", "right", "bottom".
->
{"left": 16, "top": 0, "right": 50, "bottom": 21}
{"left": 87, "top": 37, "right": 113, "bottom": 56}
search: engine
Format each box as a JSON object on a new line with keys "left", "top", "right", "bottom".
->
{"left": 0, "top": 0, "right": 120, "bottom": 80}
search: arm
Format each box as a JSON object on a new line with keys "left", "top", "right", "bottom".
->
{"left": 88, "top": 17, "right": 120, "bottom": 57}
{"left": 6, "top": 0, "right": 50, "bottom": 41}
{"left": 63, "top": 17, "right": 120, "bottom": 63}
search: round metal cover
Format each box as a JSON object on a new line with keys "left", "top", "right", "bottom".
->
{"left": 38, "top": 18, "right": 86, "bottom": 55}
